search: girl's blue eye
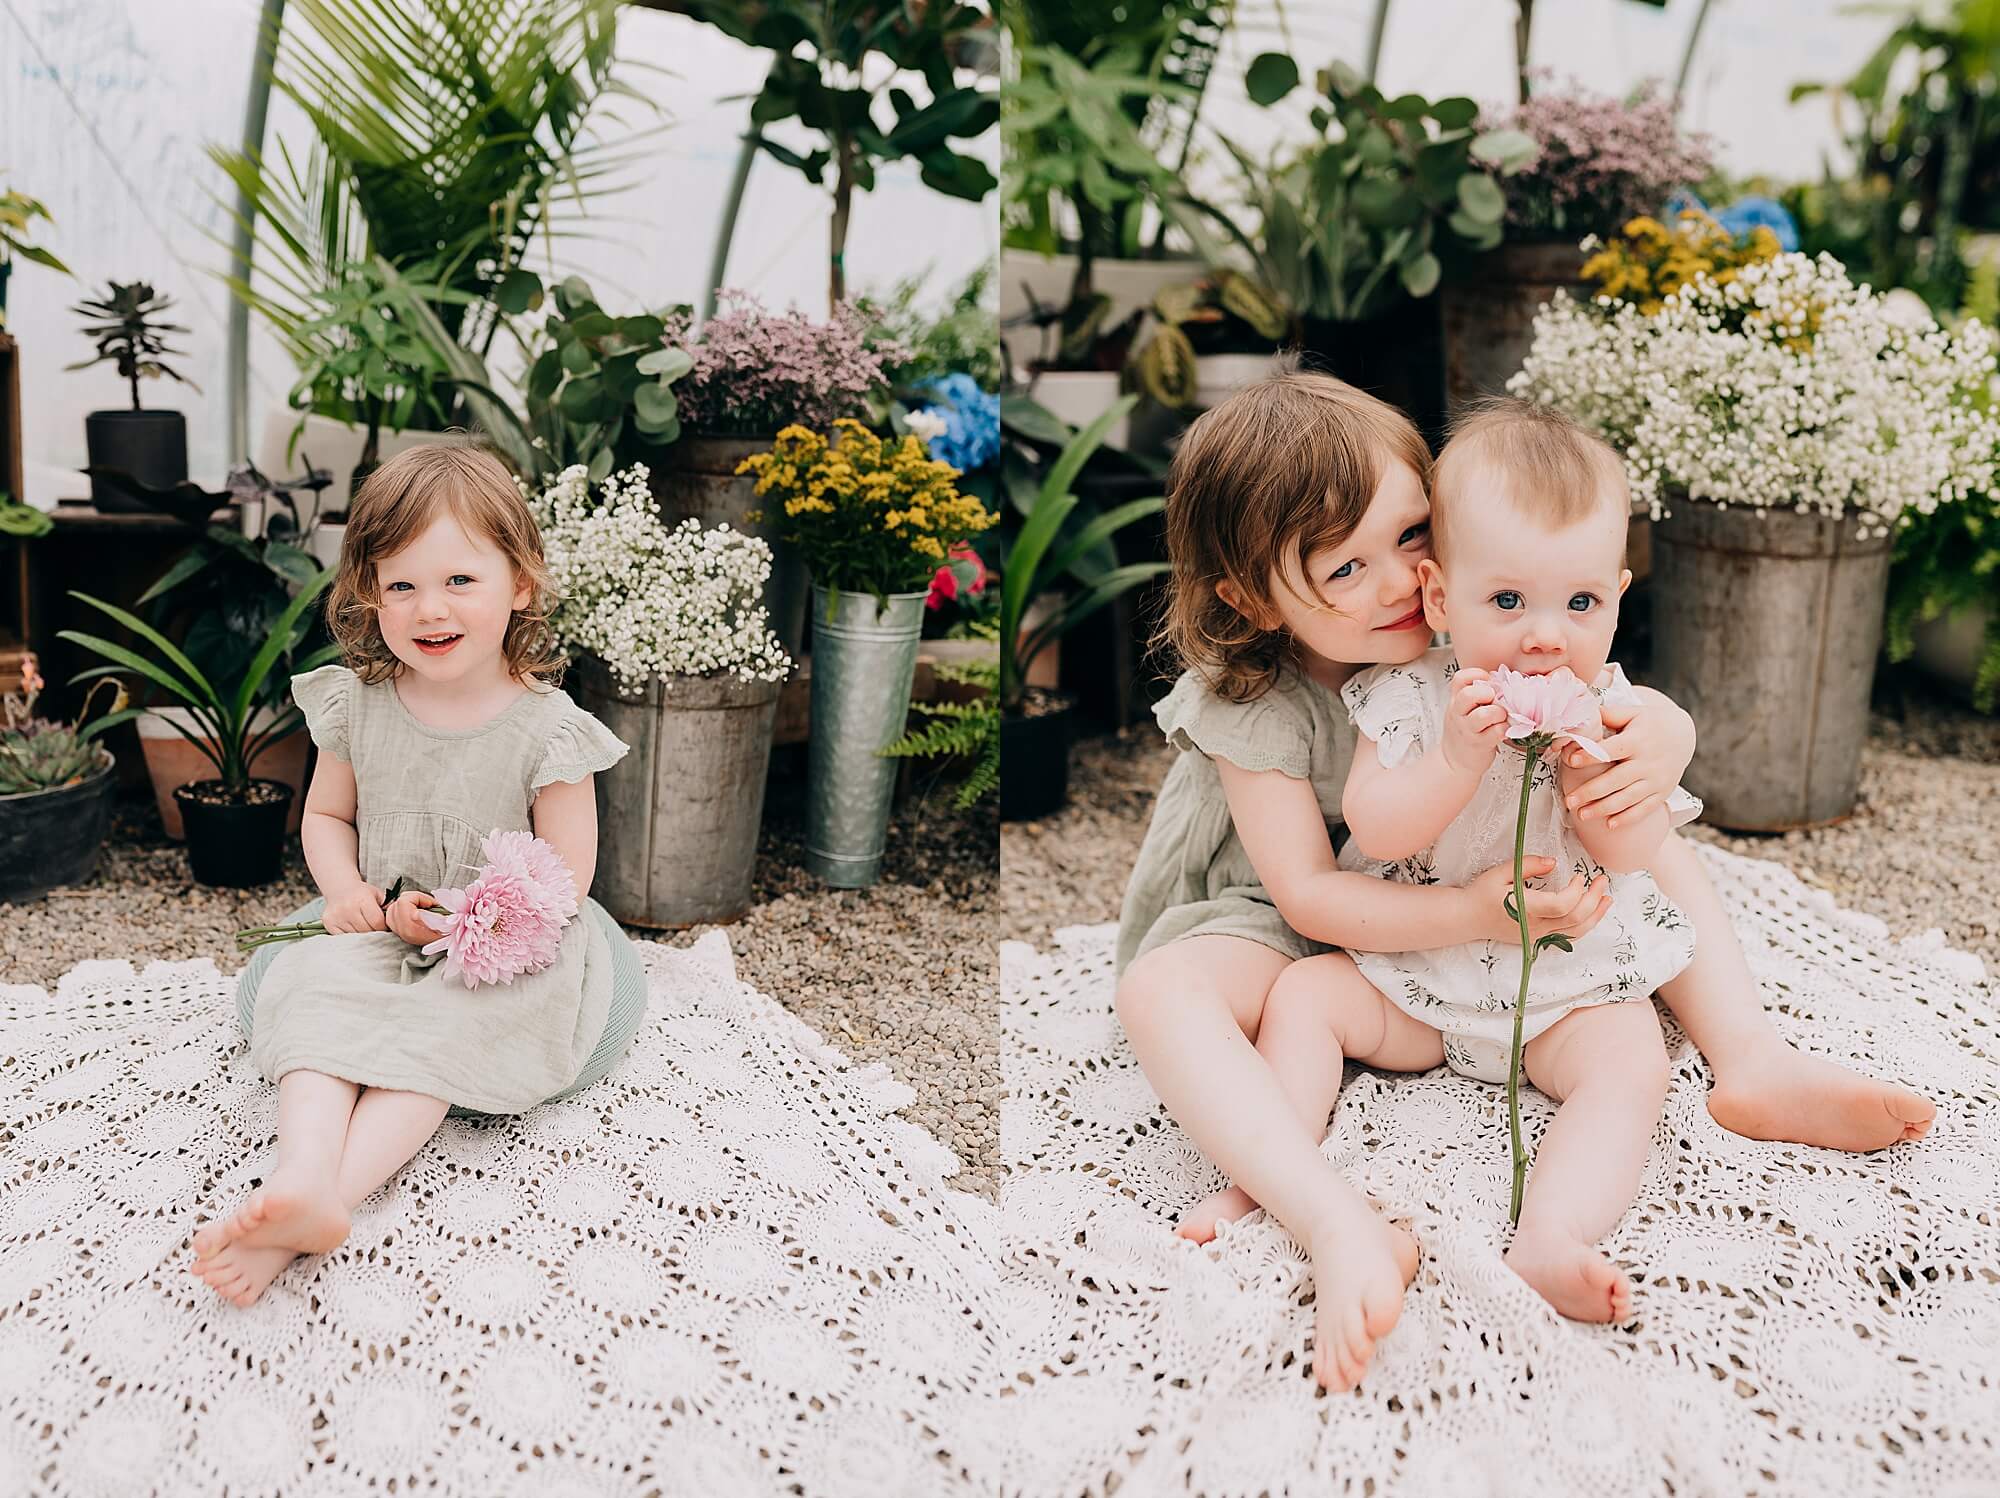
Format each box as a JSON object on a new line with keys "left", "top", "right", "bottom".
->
{"left": 1327, "top": 560, "right": 1356, "bottom": 582}
{"left": 387, "top": 576, "right": 473, "bottom": 590}
{"left": 1399, "top": 522, "right": 1429, "bottom": 546}
{"left": 1493, "top": 590, "right": 1522, "bottom": 611}
{"left": 1568, "top": 593, "right": 1597, "bottom": 612}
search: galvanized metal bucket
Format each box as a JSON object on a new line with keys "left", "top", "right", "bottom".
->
{"left": 1439, "top": 241, "right": 1590, "bottom": 420}
{"left": 569, "top": 653, "right": 783, "bottom": 927}
{"left": 805, "top": 585, "right": 927, "bottom": 888}
{"left": 1650, "top": 497, "right": 1893, "bottom": 831}
{"left": 648, "top": 436, "right": 809, "bottom": 659}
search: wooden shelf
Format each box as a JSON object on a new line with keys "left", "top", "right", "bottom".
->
{"left": 47, "top": 498, "right": 239, "bottom": 531}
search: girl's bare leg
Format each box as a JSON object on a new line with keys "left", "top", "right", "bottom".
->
{"left": 1180, "top": 953, "right": 1445, "bottom": 1241}
{"left": 193, "top": 1070, "right": 357, "bottom": 1266}
{"left": 191, "top": 1079, "right": 448, "bottom": 1307}
{"left": 1117, "top": 939, "right": 1422, "bottom": 1390}
{"left": 1505, "top": 1001, "right": 1669, "bottom": 1323}
{"left": 1651, "top": 834, "right": 1934, "bottom": 1151}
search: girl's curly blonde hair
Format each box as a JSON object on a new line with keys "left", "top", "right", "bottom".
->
{"left": 1153, "top": 371, "right": 1433, "bottom": 703}
{"left": 325, "top": 441, "right": 568, "bottom": 688}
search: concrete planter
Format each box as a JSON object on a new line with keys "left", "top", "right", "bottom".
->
{"left": 1027, "top": 371, "right": 1130, "bottom": 450}
{"left": 0, "top": 754, "right": 117, "bottom": 903}
{"left": 568, "top": 653, "right": 782, "bottom": 928}
{"left": 1439, "top": 241, "right": 1592, "bottom": 419}
{"left": 249, "top": 411, "right": 434, "bottom": 525}
{"left": 1193, "top": 352, "right": 1280, "bottom": 411}
{"left": 1651, "top": 497, "right": 1892, "bottom": 830}
{"left": 650, "top": 436, "right": 808, "bottom": 659}
{"left": 998, "top": 249, "right": 1197, "bottom": 375}
{"left": 138, "top": 706, "right": 310, "bottom": 841}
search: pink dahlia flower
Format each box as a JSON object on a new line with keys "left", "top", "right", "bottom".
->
{"left": 1489, "top": 665, "right": 1611, "bottom": 762}
{"left": 419, "top": 830, "right": 578, "bottom": 989}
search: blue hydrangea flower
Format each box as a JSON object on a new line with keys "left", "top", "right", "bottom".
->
{"left": 914, "top": 372, "right": 1000, "bottom": 472}
{"left": 1666, "top": 188, "right": 1800, "bottom": 252}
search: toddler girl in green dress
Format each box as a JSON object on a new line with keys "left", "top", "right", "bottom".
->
{"left": 1113, "top": 372, "right": 1936, "bottom": 1392}
{"left": 191, "top": 443, "right": 632, "bottom": 1308}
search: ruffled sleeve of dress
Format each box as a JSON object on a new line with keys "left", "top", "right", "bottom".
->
{"left": 1340, "top": 655, "right": 1439, "bottom": 770}
{"left": 1153, "top": 669, "right": 1315, "bottom": 780}
{"left": 289, "top": 664, "right": 356, "bottom": 762}
{"left": 1597, "top": 662, "right": 1705, "bottom": 828}
{"left": 530, "top": 694, "right": 632, "bottom": 792}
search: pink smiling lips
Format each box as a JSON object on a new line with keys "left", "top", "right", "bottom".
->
{"left": 414, "top": 633, "right": 463, "bottom": 656}
{"left": 1378, "top": 605, "right": 1427, "bottom": 631}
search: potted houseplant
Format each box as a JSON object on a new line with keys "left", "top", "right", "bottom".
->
{"left": 67, "top": 281, "right": 198, "bottom": 514}
{"left": 1513, "top": 249, "right": 2000, "bottom": 828}
{"left": 1886, "top": 483, "right": 2000, "bottom": 711}
{"left": 1441, "top": 78, "right": 1714, "bottom": 416}
{"left": 738, "top": 420, "right": 997, "bottom": 886}
{"left": 0, "top": 654, "right": 125, "bottom": 904}
{"left": 1128, "top": 269, "right": 1290, "bottom": 411}
{"left": 526, "top": 463, "right": 792, "bottom": 926}
{"left": 0, "top": 187, "right": 70, "bottom": 329}
{"left": 58, "top": 568, "right": 339, "bottom": 886}
{"left": 123, "top": 464, "right": 339, "bottom": 839}
{"left": 651, "top": 293, "right": 901, "bottom": 657}
{"left": 1206, "top": 60, "right": 1536, "bottom": 445}
{"left": 998, "top": 395, "right": 1168, "bottom": 821}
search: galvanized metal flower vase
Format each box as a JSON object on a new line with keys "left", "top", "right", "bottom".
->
{"left": 805, "top": 585, "right": 928, "bottom": 888}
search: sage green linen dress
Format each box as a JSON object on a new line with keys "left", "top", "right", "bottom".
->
{"left": 1114, "top": 664, "right": 1355, "bottom": 975}
{"left": 248, "top": 664, "right": 632, "bottom": 1115}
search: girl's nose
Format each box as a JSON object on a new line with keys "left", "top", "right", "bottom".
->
{"left": 1379, "top": 558, "right": 1419, "bottom": 606}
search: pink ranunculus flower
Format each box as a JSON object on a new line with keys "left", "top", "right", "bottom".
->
{"left": 1489, "top": 664, "right": 1612, "bottom": 762}
{"left": 418, "top": 830, "right": 579, "bottom": 990}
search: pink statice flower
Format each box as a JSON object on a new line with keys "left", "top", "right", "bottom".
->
{"left": 419, "top": 830, "right": 578, "bottom": 989}
{"left": 1489, "top": 665, "right": 1611, "bottom": 762}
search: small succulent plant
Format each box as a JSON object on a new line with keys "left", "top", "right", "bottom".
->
{"left": 0, "top": 654, "right": 125, "bottom": 795}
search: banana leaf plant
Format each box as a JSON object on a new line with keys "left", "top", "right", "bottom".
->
{"left": 998, "top": 395, "right": 1168, "bottom": 713}
{"left": 57, "top": 568, "right": 340, "bottom": 796}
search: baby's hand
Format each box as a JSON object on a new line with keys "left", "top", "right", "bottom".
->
{"left": 386, "top": 889, "right": 445, "bottom": 946}
{"left": 322, "top": 883, "right": 388, "bottom": 935}
{"left": 1441, "top": 668, "right": 1509, "bottom": 775}
{"left": 1465, "top": 857, "right": 1611, "bottom": 945}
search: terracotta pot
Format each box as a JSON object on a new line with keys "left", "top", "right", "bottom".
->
{"left": 137, "top": 706, "right": 310, "bottom": 840}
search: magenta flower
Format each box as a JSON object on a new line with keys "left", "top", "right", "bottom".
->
{"left": 1490, "top": 665, "right": 1611, "bottom": 762}
{"left": 419, "top": 830, "right": 579, "bottom": 989}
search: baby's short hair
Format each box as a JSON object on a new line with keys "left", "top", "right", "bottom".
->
{"left": 1430, "top": 397, "right": 1629, "bottom": 559}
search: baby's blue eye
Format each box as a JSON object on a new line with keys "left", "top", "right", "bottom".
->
{"left": 1568, "top": 593, "right": 1597, "bottom": 612}
{"left": 1493, "top": 590, "right": 1522, "bottom": 611}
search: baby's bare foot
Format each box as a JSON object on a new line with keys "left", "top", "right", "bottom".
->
{"left": 193, "top": 1171, "right": 349, "bottom": 1260}
{"left": 1709, "top": 1042, "right": 1934, "bottom": 1153}
{"left": 1505, "top": 1227, "right": 1632, "bottom": 1323}
{"left": 1306, "top": 1203, "right": 1420, "bottom": 1392}
{"left": 1176, "top": 1184, "right": 1259, "bottom": 1244}
{"left": 190, "top": 1241, "right": 301, "bottom": 1307}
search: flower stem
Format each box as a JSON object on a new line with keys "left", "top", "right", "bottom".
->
{"left": 1508, "top": 743, "right": 1541, "bottom": 1228}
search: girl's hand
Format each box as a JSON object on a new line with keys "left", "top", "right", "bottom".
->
{"left": 1463, "top": 857, "right": 1611, "bottom": 945}
{"left": 1441, "top": 668, "right": 1509, "bottom": 776}
{"left": 1564, "top": 686, "right": 1696, "bottom": 828}
{"left": 322, "top": 883, "right": 388, "bottom": 935}
{"left": 386, "top": 889, "right": 445, "bottom": 946}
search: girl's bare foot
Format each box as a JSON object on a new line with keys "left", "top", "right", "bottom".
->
{"left": 191, "top": 1171, "right": 350, "bottom": 1260}
{"left": 1176, "top": 1184, "right": 1259, "bottom": 1243}
{"left": 1709, "top": 1041, "right": 1935, "bottom": 1153}
{"left": 189, "top": 1242, "right": 301, "bottom": 1307}
{"left": 1505, "top": 1227, "right": 1632, "bottom": 1323}
{"left": 1305, "top": 1201, "right": 1421, "bottom": 1392}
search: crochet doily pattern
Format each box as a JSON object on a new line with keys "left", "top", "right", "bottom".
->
{"left": 997, "top": 845, "right": 1999, "bottom": 1498}
{"left": 1, "top": 932, "right": 1000, "bottom": 1496}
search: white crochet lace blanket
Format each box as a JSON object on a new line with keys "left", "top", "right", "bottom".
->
{"left": 0, "top": 931, "right": 1000, "bottom": 1497}
{"left": 997, "top": 845, "right": 1999, "bottom": 1498}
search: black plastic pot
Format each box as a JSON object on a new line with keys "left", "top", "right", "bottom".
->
{"left": 85, "top": 408, "right": 188, "bottom": 514}
{"left": 175, "top": 778, "right": 294, "bottom": 887}
{"left": 1296, "top": 297, "right": 1448, "bottom": 451}
{"left": 0, "top": 755, "right": 117, "bottom": 903}
{"left": 1000, "top": 690, "right": 1078, "bottom": 822}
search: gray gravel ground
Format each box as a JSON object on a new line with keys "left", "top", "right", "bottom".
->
{"left": 1, "top": 758, "right": 1000, "bottom": 1200}
{"left": 1002, "top": 674, "right": 2000, "bottom": 980}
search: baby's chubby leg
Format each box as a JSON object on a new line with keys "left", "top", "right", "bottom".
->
{"left": 1506, "top": 1000, "right": 1669, "bottom": 1323}
{"left": 1119, "top": 943, "right": 1432, "bottom": 1390}
{"left": 1650, "top": 834, "right": 1934, "bottom": 1152}
{"left": 1180, "top": 954, "right": 1445, "bottom": 1243}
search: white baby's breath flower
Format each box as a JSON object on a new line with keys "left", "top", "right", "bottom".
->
{"left": 526, "top": 464, "right": 794, "bottom": 695}
{"left": 1508, "top": 251, "right": 2000, "bottom": 529}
